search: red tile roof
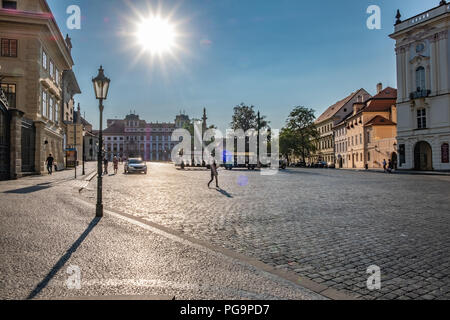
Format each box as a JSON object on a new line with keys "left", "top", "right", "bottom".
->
{"left": 365, "top": 99, "right": 396, "bottom": 112}
{"left": 103, "top": 122, "right": 125, "bottom": 135}
{"left": 315, "top": 89, "right": 367, "bottom": 123}
{"left": 371, "top": 87, "right": 397, "bottom": 100}
{"left": 364, "top": 115, "right": 396, "bottom": 126}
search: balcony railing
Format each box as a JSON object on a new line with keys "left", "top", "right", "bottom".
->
{"left": 410, "top": 89, "right": 431, "bottom": 100}
{"left": 394, "top": 4, "right": 450, "bottom": 33}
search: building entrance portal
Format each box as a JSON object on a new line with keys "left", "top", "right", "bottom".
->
{"left": 414, "top": 141, "right": 432, "bottom": 171}
{"left": 0, "top": 102, "right": 9, "bottom": 180}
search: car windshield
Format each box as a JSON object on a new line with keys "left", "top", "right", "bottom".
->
{"left": 129, "top": 160, "right": 144, "bottom": 164}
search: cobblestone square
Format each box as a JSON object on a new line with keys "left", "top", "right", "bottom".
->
{"left": 81, "top": 164, "right": 450, "bottom": 300}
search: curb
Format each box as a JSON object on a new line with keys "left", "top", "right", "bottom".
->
{"left": 336, "top": 168, "right": 450, "bottom": 176}
{"left": 73, "top": 195, "right": 358, "bottom": 301}
{"left": 85, "top": 171, "right": 97, "bottom": 182}
{"left": 76, "top": 170, "right": 97, "bottom": 193}
{"left": 51, "top": 295, "right": 175, "bottom": 300}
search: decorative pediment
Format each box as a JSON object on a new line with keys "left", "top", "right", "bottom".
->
{"left": 409, "top": 54, "right": 430, "bottom": 65}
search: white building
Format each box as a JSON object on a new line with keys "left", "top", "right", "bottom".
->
{"left": 390, "top": 2, "right": 450, "bottom": 171}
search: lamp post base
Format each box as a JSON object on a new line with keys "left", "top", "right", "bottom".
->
{"left": 96, "top": 204, "right": 103, "bottom": 217}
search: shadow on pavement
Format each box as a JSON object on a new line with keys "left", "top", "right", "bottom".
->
{"left": 27, "top": 217, "right": 101, "bottom": 300}
{"left": 280, "top": 169, "right": 324, "bottom": 176}
{"left": 216, "top": 188, "right": 233, "bottom": 198}
{"left": 3, "top": 178, "right": 76, "bottom": 194}
{"left": 4, "top": 185, "right": 51, "bottom": 194}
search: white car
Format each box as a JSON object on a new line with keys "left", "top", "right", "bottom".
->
{"left": 124, "top": 158, "right": 147, "bottom": 174}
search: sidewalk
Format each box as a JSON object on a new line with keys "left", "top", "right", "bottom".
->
{"left": 0, "top": 170, "right": 324, "bottom": 300}
{"left": 341, "top": 168, "right": 450, "bottom": 176}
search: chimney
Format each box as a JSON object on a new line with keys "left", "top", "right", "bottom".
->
{"left": 376, "top": 83, "right": 383, "bottom": 94}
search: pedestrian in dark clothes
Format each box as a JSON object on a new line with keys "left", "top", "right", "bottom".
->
{"left": 103, "top": 157, "right": 108, "bottom": 175}
{"left": 46, "top": 154, "right": 54, "bottom": 175}
{"left": 208, "top": 161, "right": 219, "bottom": 188}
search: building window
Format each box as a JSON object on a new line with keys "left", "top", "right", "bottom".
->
{"left": 417, "top": 109, "right": 426, "bottom": 129}
{"left": 367, "top": 152, "right": 371, "bottom": 161}
{"left": 1, "top": 38, "right": 17, "bottom": 57}
{"left": 399, "top": 144, "right": 405, "bottom": 165}
{"left": 49, "top": 60, "right": 54, "bottom": 79}
{"left": 2, "top": 1, "right": 17, "bottom": 9}
{"left": 55, "top": 67, "right": 60, "bottom": 85}
{"left": 55, "top": 101, "right": 59, "bottom": 124}
{"left": 367, "top": 131, "right": 371, "bottom": 143}
{"left": 42, "top": 50, "right": 47, "bottom": 69}
{"left": 1, "top": 83, "right": 16, "bottom": 108}
{"left": 49, "top": 97, "right": 54, "bottom": 121}
{"left": 442, "top": 143, "right": 449, "bottom": 164}
{"left": 415, "top": 67, "right": 426, "bottom": 91}
{"left": 42, "top": 90, "right": 48, "bottom": 117}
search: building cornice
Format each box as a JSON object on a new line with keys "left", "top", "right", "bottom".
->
{"left": 390, "top": 4, "right": 450, "bottom": 38}
{"left": 0, "top": 8, "right": 74, "bottom": 67}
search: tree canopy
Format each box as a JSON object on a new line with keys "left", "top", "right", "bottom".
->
{"left": 280, "top": 106, "right": 319, "bottom": 162}
{"left": 230, "top": 103, "right": 269, "bottom": 132}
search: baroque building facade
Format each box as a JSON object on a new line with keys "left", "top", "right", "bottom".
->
{"left": 0, "top": 0, "right": 80, "bottom": 179}
{"left": 335, "top": 85, "right": 398, "bottom": 169}
{"left": 311, "top": 88, "right": 371, "bottom": 165}
{"left": 103, "top": 112, "right": 190, "bottom": 162}
{"left": 390, "top": 2, "right": 450, "bottom": 170}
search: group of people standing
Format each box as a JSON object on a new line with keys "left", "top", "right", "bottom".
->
{"left": 103, "top": 156, "right": 121, "bottom": 175}
{"left": 382, "top": 159, "right": 395, "bottom": 174}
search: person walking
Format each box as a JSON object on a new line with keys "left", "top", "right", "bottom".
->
{"left": 103, "top": 157, "right": 108, "bottom": 175}
{"left": 382, "top": 159, "right": 387, "bottom": 173}
{"left": 45, "top": 154, "right": 54, "bottom": 175}
{"left": 208, "top": 161, "right": 219, "bottom": 189}
{"left": 113, "top": 156, "right": 119, "bottom": 175}
{"left": 387, "top": 159, "right": 393, "bottom": 174}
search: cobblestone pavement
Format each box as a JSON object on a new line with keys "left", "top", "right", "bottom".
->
{"left": 81, "top": 163, "right": 450, "bottom": 300}
{"left": 0, "top": 163, "right": 322, "bottom": 300}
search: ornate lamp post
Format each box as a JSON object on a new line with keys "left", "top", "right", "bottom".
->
{"left": 92, "top": 66, "right": 110, "bottom": 217}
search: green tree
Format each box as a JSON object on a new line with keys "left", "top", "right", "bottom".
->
{"left": 281, "top": 106, "right": 319, "bottom": 162}
{"left": 279, "top": 128, "right": 297, "bottom": 164}
{"left": 230, "top": 103, "right": 269, "bottom": 132}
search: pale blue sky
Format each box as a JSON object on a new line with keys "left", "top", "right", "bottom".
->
{"left": 47, "top": 0, "right": 437, "bottom": 131}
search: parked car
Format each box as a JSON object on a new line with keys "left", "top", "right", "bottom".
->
{"left": 295, "top": 161, "right": 306, "bottom": 168}
{"left": 314, "top": 161, "right": 327, "bottom": 168}
{"left": 124, "top": 158, "right": 147, "bottom": 174}
{"left": 327, "top": 162, "right": 336, "bottom": 169}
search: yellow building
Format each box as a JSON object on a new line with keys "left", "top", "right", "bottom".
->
{"left": 336, "top": 85, "right": 398, "bottom": 169}
{"left": 311, "top": 88, "right": 371, "bottom": 165}
{"left": 0, "top": 0, "right": 80, "bottom": 178}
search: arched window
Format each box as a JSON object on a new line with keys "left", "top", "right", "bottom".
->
{"left": 416, "top": 67, "right": 426, "bottom": 91}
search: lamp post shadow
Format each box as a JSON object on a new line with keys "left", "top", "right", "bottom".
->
{"left": 27, "top": 217, "right": 101, "bottom": 300}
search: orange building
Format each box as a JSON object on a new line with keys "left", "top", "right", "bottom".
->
{"left": 335, "top": 84, "right": 398, "bottom": 169}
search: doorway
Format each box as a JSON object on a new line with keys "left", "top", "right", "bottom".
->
{"left": 414, "top": 141, "right": 432, "bottom": 171}
{"left": 0, "top": 102, "right": 9, "bottom": 180}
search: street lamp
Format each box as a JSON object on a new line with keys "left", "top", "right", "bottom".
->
{"left": 92, "top": 66, "right": 110, "bottom": 217}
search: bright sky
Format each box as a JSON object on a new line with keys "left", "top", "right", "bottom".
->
{"left": 47, "top": 0, "right": 437, "bottom": 131}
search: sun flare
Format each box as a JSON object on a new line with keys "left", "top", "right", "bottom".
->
{"left": 136, "top": 16, "right": 177, "bottom": 55}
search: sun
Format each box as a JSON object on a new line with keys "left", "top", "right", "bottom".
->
{"left": 136, "top": 16, "right": 177, "bottom": 55}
